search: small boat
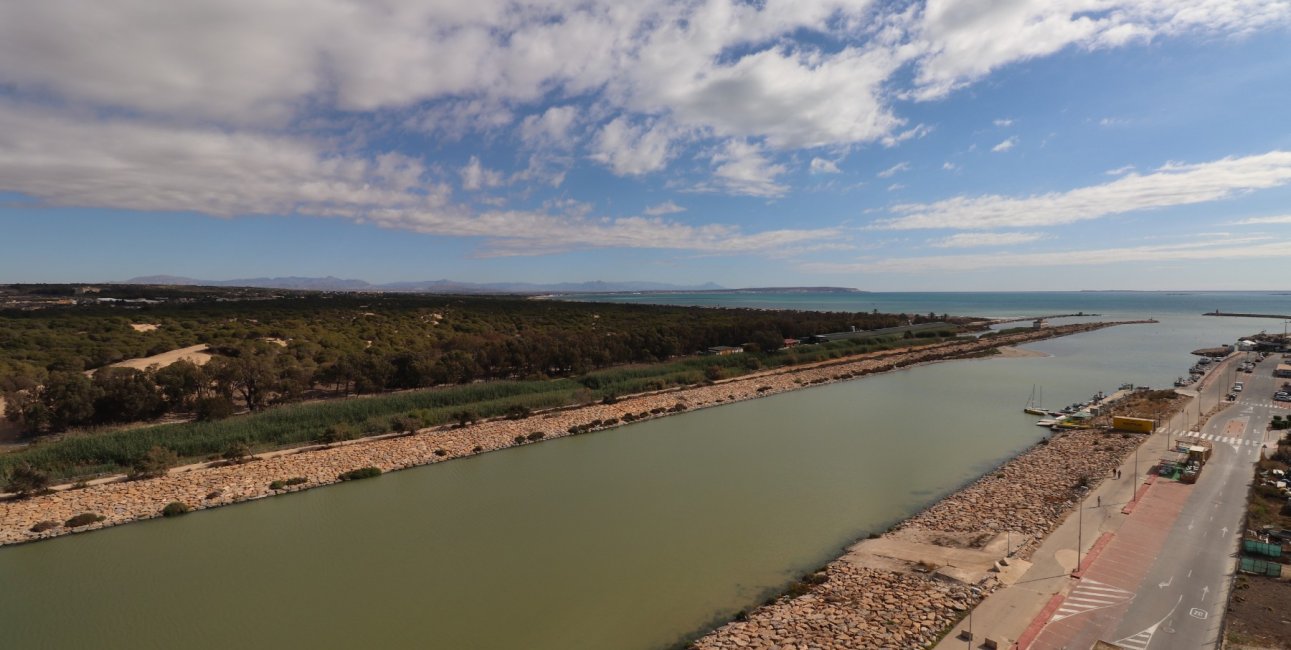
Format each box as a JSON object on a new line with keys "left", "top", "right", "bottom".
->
{"left": 1035, "top": 419, "right": 1057, "bottom": 427}
{"left": 1023, "top": 385, "right": 1047, "bottom": 415}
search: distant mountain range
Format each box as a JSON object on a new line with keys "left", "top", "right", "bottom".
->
{"left": 121, "top": 275, "right": 730, "bottom": 294}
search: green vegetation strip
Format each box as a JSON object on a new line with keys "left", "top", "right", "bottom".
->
{"left": 2, "top": 332, "right": 957, "bottom": 482}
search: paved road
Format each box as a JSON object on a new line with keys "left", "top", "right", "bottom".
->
{"left": 1027, "top": 352, "right": 1286, "bottom": 649}
{"left": 1104, "top": 352, "right": 1284, "bottom": 649}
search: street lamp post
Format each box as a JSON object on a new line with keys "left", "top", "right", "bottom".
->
{"left": 1075, "top": 500, "right": 1083, "bottom": 576}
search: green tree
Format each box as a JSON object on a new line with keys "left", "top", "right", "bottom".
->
{"left": 747, "top": 330, "right": 785, "bottom": 354}
{"left": 91, "top": 367, "right": 165, "bottom": 424}
{"left": 206, "top": 346, "right": 277, "bottom": 411}
{"left": 154, "top": 360, "right": 206, "bottom": 407}
{"left": 43, "top": 371, "right": 99, "bottom": 431}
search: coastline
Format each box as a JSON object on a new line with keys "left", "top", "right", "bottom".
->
{"left": 0, "top": 321, "right": 1143, "bottom": 548}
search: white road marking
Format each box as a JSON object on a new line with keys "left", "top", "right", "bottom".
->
{"left": 1051, "top": 579, "right": 1135, "bottom": 622}
{"left": 1115, "top": 595, "right": 1182, "bottom": 650}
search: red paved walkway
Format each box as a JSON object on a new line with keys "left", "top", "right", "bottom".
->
{"left": 1027, "top": 481, "right": 1193, "bottom": 649}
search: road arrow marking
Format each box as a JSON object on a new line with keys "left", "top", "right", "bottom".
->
{"left": 1202, "top": 585, "right": 1210, "bottom": 600}
{"left": 1158, "top": 576, "right": 1173, "bottom": 588}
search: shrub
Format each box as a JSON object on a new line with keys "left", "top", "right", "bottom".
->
{"left": 130, "top": 446, "right": 179, "bottom": 480}
{"left": 193, "top": 396, "right": 235, "bottom": 421}
{"left": 320, "top": 423, "right": 357, "bottom": 443}
{"left": 472, "top": 445, "right": 483, "bottom": 453}
{"left": 514, "top": 434, "right": 527, "bottom": 445}
{"left": 453, "top": 410, "right": 478, "bottom": 428}
{"left": 504, "top": 405, "right": 531, "bottom": 420}
{"left": 30, "top": 520, "right": 60, "bottom": 533}
{"left": 269, "top": 480, "right": 286, "bottom": 490}
{"left": 526, "top": 431, "right": 545, "bottom": 441}
{"left": 601, "top": 394, "right": 619, "bottom": 405}
{"left": 204, "top": 490, "right": 223, "bottom": 500}
{"left": 269, "top": 478, "right": 306, "bottom": 490}
{"left": 4, "top": 463, "right": 50, "bottom": 497}
{"left": 222, "top": 441, "right": 252, "bottom": 464}
{"left": 161, "top": 501, "right": 190, "bottom": 517}
{"left": 433, "top": 449, "right": 447, "bottom": 457}
{"left": 65, "top": 512, "right": 105, "bottom": 527}
{"left": 389, "top": 415, "right": 418, "bottom": 433}
{"left": 338, "top": 467, "right": 381, "bottom": 481}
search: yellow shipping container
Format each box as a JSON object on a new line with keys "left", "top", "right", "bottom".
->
{"left": 1113, "top": 416, "right": 1155, "bottom": 433}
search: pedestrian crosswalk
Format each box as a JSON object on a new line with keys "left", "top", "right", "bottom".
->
{"left": 1187, "top": 432, "right": 1263, "bottom": 447}
{"left": 1050, "top": 579, "right": 1135, "bottom": 622}
{"left": 1240, "top": 400, "right": 1291, "bottom": 409}
{"left": 1115, "top": 627, "right": 1156, "bottom": 650}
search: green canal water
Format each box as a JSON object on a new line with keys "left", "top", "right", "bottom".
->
{"left": 0, "top": 305, "right": 1275, "bottom": 649}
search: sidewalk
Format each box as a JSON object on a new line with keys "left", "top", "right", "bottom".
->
{"left": 933, "top": 361, "right": 1228, "bottom": 649}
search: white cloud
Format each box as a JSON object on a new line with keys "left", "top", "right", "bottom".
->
{"left": 910, "top": 0, "right": 1291, "bottom": 100}
{"left": 0, "top": 101, "right": 835, "bottom": 257}
{"left": 810, "top": 157, "right": 841, "bottom": 174}
{"left": 876, "top": 151, "right": 1291, "bottom": 230}
{"left": 643, "top": 201, "right": 686, "bottom": 216}
{"left": 520, "top": 106, "right": 580, "bottom": 148}
{"left": 804, "top": 236, "right": 1288, "bottom": 273}
{"left": 881, "top": 123, "right": 934, "bottom": 148}
{"left": 1231, "top": 214, "right": 1291, "bottom": 225}
{"left": 460, "top": 156, "right": 505, "bottom": 191}
{"left": 2, "top": 0, "right": 1289, "bottom": 247}
{"left": 877, "top": 161, "right": 911, "bottom": 178}
{"left": 887, "top": 183, "right": 906, "bottom": 192}
{"left": 991, "top": 137, "right": 1017, "bottom": 153}
{"left": 993, "top": 118, "right": 1014, "bottom": 127}
{"left": 590, "top": 117, "right": 679, "bottom": 176}
{"left": 703, "top": 139, "right": 790, "bottom": 198}
{"left": 942, "top": 161, "right": 960, "bottom": 171}
{"left": 1105, "top": 164, "right": 1136, "bottom": 176}
{"left": 928, "top": 232, "right": 1046, "bottom": 248}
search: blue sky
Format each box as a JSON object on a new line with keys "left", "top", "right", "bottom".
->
{"left": 2, "top": 1, "right": 1290, "bottom": 290}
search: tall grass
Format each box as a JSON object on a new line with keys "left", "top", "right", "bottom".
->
{"left": 1, "top": 334, "right": 957, "bottom": 482}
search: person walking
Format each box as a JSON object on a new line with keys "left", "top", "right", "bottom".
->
{"left": 1097, "top": 495, "right": 1102, "bottom": 507}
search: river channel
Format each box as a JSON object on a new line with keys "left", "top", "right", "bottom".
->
{"left": 0, "top": 295, "right": 1279, "bottom": 649}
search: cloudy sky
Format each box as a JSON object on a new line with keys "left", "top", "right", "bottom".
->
{"left": 3, "top": 0, "right": 1290, "bottom": 289}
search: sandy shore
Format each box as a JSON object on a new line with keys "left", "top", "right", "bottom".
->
{"left": 995, "top": 345, "right": 1049, "bottom": 358}
{"left": 1, "top": 321, "right": 1143, "bottom": 548}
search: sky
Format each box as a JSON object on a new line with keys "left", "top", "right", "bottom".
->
{"left": 2, "top": 0, "right": 1291, "bottom": 290}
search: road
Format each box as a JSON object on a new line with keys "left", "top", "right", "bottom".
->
{"left": 1027, "top": 351, "right": 1285, "bottom": 649}
{"left": 1104, "top": 352, "right": 1283, "bottom": 649}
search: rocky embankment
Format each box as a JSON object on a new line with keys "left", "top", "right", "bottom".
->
{"left": 893, "top": 428, "right": 1142, "bottom": 545}
{"left": 696, "top": 564, "right": 984, "bottom": 650}
{"left": 690, "top": 428, "right": 1144, "bottom": 650}
{"left": 1, "top": 321, "right": 1140, "bottom": 546}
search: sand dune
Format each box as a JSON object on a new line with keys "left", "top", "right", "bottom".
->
{"left": 105, "top": 344, "right": 213, "bottom": 372}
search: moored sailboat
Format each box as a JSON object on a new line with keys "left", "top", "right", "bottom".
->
{"left": 1023, "top": 385, "right": 1047, "bottom": 415}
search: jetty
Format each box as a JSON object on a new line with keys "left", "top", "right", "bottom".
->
{"left": 1202, "top": 311, "right": 1291, "bottom": 320}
